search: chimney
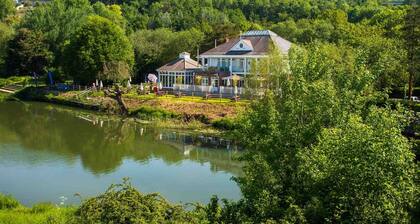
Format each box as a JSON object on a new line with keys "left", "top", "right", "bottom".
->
{"left": 179, "top": 52, "right": 191, "bottom": 60}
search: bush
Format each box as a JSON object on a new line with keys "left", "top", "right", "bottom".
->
{"left": 0, "top": 194, "right": 20, "bottom": 210}
{"left": 75, "top": 179, "right": 201, "bottom": 223}
{"left": 129, "top": 106, "right": 179, "bottom": 120}
{"left": 212, "top": 118, "right": 238, "bottom": 130}
{"left": 30, "top": 203, "right": 56, "bottom": 214}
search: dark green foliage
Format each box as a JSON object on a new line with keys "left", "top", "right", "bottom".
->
{"left": 63, "top": 15, "right": 134, "bottom": 84}
{"left": 211, "top": 118, "right": 237, "bottom": 130}
{"left": 130, "top": 28, "right": 204, "bottom": 80}
{"left": 0, "top": 193, "right": 20, "bottom": 209}
{"left": 0, "top": 22, "right": 13, "bottom": 75}
{"left": 5, "top": 28, "right": 53, "bottom": 76}
{"left": 129, "top": 106, "right": 179, "bottom": 120}
{"left": 75, "top": 178, "right": 203, "bottom": 223}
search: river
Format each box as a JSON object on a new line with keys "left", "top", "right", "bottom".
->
{"left": 0, "top": 101, "right": 242, "bottom": 206}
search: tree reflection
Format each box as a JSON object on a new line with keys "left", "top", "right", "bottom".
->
{"left": 0, "top": 102, "right": 242, "bottom": 175}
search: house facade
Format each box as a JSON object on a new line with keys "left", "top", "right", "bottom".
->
{"left": 157, "top": 52, "right": 201, "bottom": 89}
{"left": 157, "top": 30, "right": 292, "bottom": 91}
{"left": 199, "top": 30, "right": 292, "bottom": 78}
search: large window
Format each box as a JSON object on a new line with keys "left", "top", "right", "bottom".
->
{"left": 232, "top": 58, "right": 244, "bottom": 73}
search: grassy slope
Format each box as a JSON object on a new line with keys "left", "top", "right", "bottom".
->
{"left": 0, "top": 207, "right": 76, "bottom": 224}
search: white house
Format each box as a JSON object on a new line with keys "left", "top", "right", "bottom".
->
{"left": 157, "top": 30, "right": 292, "bottom": 90}
{"left": 199, "top": 30, "right": 292, "bottom": 77}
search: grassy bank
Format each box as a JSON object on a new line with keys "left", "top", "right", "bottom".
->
{"left": 0, "top": 194, "right": 76, "bottom": 224}
{"left": 13, "top": 87, "right": 245, "bottom": 131}
{"left": 0, "top": 180, "right": 214, "bottom": 224}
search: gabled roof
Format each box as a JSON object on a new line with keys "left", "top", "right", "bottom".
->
{"left": 157, "top": 57, "right": 200, "bottom": 72}
{"left": 201, "top": 30, "right": 292, "bottom": 56}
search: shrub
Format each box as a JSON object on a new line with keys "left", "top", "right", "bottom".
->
{"left": 75, "top": 179, "right": 200, "bottom": 223}
{"left": 212, "top": 118, "right": 238, "bottom": 130}
{"left": 0, "top": 194, "right": 20, "bottom": 210}
{"left": 129, "top": 106, "right": 179, "bottom": 120}
{"left": 31, "top": 203, "right": 56, "bottom": 214}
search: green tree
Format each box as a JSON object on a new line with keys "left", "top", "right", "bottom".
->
{"left": 64, "top": 15, "right": 134, "bottom": 84}
{"left": 130, "top": 28, "right": 203, "bottom": 80}
{"left": 6, "top": 28, "right": 52, "bottom": 76}
{"left": 300, "top": 108, "right": 417, "bottom": 223}
{"left": 0, "top": 0, "right": 15, "bottom": 21}
{"left": 0, "top": 22, "right": 13, "bottom": 75}
{"left": 403, "top": 3, "right": 419, "bottom": 100}
{"left": 233, "top": 43, "right": 417, "bottom": 222}
{"left": 93, "top": 2, "right": 126, "bottom": 29}
{"left": 21, "top": 0, "right": 93, "bottom": 63}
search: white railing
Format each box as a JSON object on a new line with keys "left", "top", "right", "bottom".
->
{"left": 173, "top": 84, "right": 245, "bottom": 95}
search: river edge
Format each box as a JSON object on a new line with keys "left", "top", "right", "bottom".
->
{"left": 6, "top": 87, "right": 243, "bottom": 135}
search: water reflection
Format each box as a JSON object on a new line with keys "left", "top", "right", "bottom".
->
{"left": 0, "top": 102, "right": 242, "bottom": 176}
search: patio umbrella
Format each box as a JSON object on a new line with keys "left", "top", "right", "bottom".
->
{"left": 159, "top": 82, "right": 163, "bottom": 90}
{"left": 140, "top": 83, "right": 144, "bottom": 91}
{"left": 127, "top": 80, "right": 131, "bottom": 89}
{"left": 148, "top": 74, "right": 158, "bottom": 83}
{"left": 99, "top": 80, "right": 103, "bottom": 89}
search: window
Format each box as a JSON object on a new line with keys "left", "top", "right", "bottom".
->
{"left": 239, "top": 43, "right": 244, "bottom": 48}
{"left": 202, "top": 78, "right": 209, "bottom": 86}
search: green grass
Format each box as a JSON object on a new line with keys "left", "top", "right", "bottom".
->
{"left": 0, "top": 76, "right": 31, "bottom": 88}
{"left": 124, "top": 93, "right": 250, "bottom": 105}
{"left": 0, "top": 193, "right": 76, "bottom": 224}
{"left": 0, "top": 206, "right": 76, "bottom": 224}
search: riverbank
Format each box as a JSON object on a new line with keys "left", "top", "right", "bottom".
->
{"left": 13, "top": 87, "right": 246, "bottom": 132}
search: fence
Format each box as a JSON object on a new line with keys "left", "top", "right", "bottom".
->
{"left": 173, "top": 84, "right": 245, "bottom": 96}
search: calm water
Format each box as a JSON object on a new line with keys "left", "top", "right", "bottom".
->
{"left": 0, "top": 101, "right": 242, "bottom": 206}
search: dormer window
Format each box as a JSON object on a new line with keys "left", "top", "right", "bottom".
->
{"left": 230, "top": 39, "right": 253, "bottom": 52}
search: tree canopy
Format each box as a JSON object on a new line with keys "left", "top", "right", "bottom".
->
{"left": 64, "top": 15, "right": 134, "bottom": 84}
{"left": 0, "top": 0, "right": 15, "bottom": 21}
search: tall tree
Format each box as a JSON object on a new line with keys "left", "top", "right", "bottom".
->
{"left": 64, "top": 15, "right": 134, "bottom": 84}
{"left": 0, "top": 22, "right": 13, "bottom": 76}
{"left": 6, "top": 28, "right": 52, "bottom": 76}
{"left": 21, "top": 0, "right": 93, "bottom": 63}
{"left": 404, "top": 2, "right": 419, "bottom": 100}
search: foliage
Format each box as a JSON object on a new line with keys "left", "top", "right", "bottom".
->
{"left": 75, "top": 178, "right": 204, "bottom": 223}
{"left": 63, "top": 15, "right": 134, "bottom": 84}
{"left": 0, "top": 76, "right": 31, "bottom": 87}
{"left": 5, "top": 28, "right": 53, "bottom": 76}
{"left": 21, "top": 0, "right": 93, "bottom": 61}
{"left": 129, "top": 106, "right": 180, "bottom": 120}
{"left": 0, "top": 0, "right": 15, "bottom": 21}
{"left": 299, "top": 107, "right": 417, "bottom": 223}
{"left": 0, "top": 21, "right": 13, "bottom": 75}
{"left": 211, "top": 118, "right": 237, "bottom": 130}
{"left": 0, "top": 193, "right": 20, "bottom": 209}
{"left": 130, "top": 28, "right": 203, "bottom": 80}
{"left": 232, "top": 43, "right": 418, "bottom": 223}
